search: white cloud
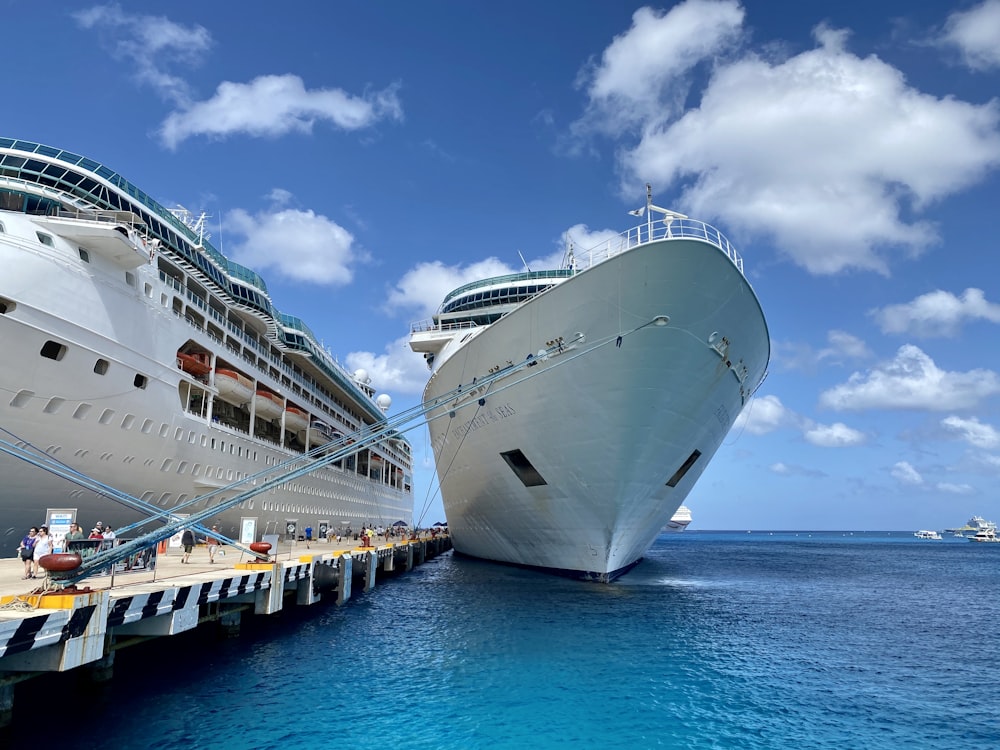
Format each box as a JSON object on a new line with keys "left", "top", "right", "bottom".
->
{"left": 385, "top": 257, "right": 518, "bottom": 321}
{"left": 941, "top": 415, "right": 1000, "bottom": 449}
{"left": 891, "top": 461, "right": 924, "bottom": 485}
{"left": 818, "top": 331, "right": 872, "bottom": 362}
{"left": 936, "top": 482, "right": 975, "bottom": 495}
{"left": 385, "top": 240, "right": 569, "bottom": 321}
{"left": 75, "top": 4, "right": 211, "bottom": 106}
{"left": 345, "top": 336, "right": 430, "bottom": 397}
{"left": 732, "top": 394, "right": 791, "bottom": 435}
{"left": 819, "top": 344, "right": 1000, "bottom": 411}
{"left": 225, "top": 200, "right": 362, "bottom": 285}
{"left": 769, "top": 462, "right": 826, "bottom": 478}
{"left": 870, "top": 288, "right": 1000, "bottom": 337}
{"left": 76, "top": 5, "right": 401, "bottom": 149}
{"left": 939, "top": 0, "right": 1000, "bottom": 71}
{"left": 803, "top": 422, "right": 867, "bottom": 448}
{"left": 575, "top": 1, "right": 745, "bottom": 135}
{"left": 574, "top": 5, "right": 1000, "bottom": 275}
{"left": 160, "top": 75, "right": 402, "bottom": 149}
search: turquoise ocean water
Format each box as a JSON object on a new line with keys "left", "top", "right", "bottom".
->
{"left": 10, "top": 531, "right": 999, "bottom": 749}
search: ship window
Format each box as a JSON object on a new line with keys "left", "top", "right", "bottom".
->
{"left": 0, "top": 220, "right": 5, "bottom": 233}
{"left": 36, "top": 232, "right": 54, "bottom": 247}
{"left": 40, "top": 340, "right": 67, "bottom": 361}
{"left": 121, "top": 414, "right": 135, "bottom": 429}
{"left": 72, "top": 403, "right": 91, "bottom": 420}
{"left": 78, "top": 247, "right": 90, "bottom": 262}
{"left": 141, "top": 419, "right": 153, "bottom": 434}
{"left": 43, "top": 397, "right": 65, "bottom": 414}
{"left": 666, "top": 449, "right": 702, "bottom": 488}
{"left": 134, "top": 373, "right": 147, "bottom": 389}
{"left": 125, "top": 271, "right": 136, "bottom": 287}
{"left": 98, "top": 409, "right": 115, "bottom": 425}
{"left": 94, "top": 359, "right": 109, "bottom": 374}
{"left": 500, "top": 449, "right": 547, "bottom": 487}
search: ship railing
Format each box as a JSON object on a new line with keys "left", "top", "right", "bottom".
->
{"left": 54, "top": 207, "right": 147, "bottom": 228}
{"left": 574, "top": 217, "right": 744, "bottom": 275}
{"left": 410, "top": 319, "right": 478, "bottom": 334}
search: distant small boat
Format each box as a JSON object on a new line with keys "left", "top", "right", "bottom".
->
{"left": 945, "top": 515, "right": 996, "bottom": 537}
{"left": 662, "top": 505, "right": 692, "bottom": 532}
{"left": 969, "top": 527, "right": 999, "bottom": 543}
{"left": 913, "top": 530, "right": 942, "bottom": 540}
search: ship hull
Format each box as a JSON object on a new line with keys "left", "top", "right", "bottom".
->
{"left": 422, "top": 237, "right": 768, "bottom": 581}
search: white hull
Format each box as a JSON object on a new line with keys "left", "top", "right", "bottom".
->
{"left": 415, "top": 233, "right": 768, "bottom": 580}
{"left": 0, "top": 138, "right": 413, "bottom": 540}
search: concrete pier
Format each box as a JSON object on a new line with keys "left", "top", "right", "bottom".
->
{"left": 0, "top": 534, "right": 451, "bottom": 727}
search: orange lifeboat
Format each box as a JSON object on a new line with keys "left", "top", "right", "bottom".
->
{"left": 284, "top": 406, "right": 309, "bottom": 432}
{"left": 177, "top": 351, "right": 211, "bottom": 376}
{"left": 253, "top": 389, "right": 284, "bottom": 421}
{"left": 214, "top": 369, "right": 253, "bottom": 405}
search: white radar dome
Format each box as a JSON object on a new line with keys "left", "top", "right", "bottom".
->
{"left": 353, "top": 368, "right": 371, "bottom": 385}
{"left": 376, "top": 394, "right": 392, "bottom": 412}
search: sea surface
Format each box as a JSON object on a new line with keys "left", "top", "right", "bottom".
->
{"left": 9, "top": 531, "right": 999, "bottom": 749}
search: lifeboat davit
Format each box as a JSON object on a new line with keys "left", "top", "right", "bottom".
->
{"left": 177, "top": 351, "right": 211, "bottom": 376}
{"left": 284, "top": 406, "right": 309, "bottom": 432}
{"left": 253, "top": 389, "right": 284, "bottom": 421}
{"left": 214, "top": 369, "right": 253, "bottom": 405}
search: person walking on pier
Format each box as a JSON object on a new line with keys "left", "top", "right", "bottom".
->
{"left": 18, "top": 527, "right": 37, "bottom": 579}
{"left": 181, "top": 527, "right": 195, "bottom": 563}
{"left": 206, "top": 526, "right": 220, "bottom": 563}
{"left": 32, "top": 526, "right": 53, "bottom": 576}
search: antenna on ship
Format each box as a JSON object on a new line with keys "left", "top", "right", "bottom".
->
{"left": 632, "top": 184, "right": 688, "bottom": 239}
{"left": 168, "top": 205, "right": 212, "bottom": 246}
{"left": 517, "top": 250, "right": 531, "bottom": 273}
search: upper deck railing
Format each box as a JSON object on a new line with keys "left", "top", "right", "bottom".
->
{"left": 573, "top": 216, "right": 743, "bottom": 275}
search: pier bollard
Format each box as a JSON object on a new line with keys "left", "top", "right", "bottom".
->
{"left": 249, "top": 541, "right": 272, "bottom": 563}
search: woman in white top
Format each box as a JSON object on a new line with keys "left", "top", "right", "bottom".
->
{"left": 32, "top": 525, "right": 54, "bottom": 577}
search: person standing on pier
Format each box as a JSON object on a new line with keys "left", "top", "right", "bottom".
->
{"left": 181, "top": 527, "right": 195, "bottom": 563}
{"left": 18, "top": 527, "right": 37, "bottom": 579}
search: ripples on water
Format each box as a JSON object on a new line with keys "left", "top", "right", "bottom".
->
{"left": 11, "top": 532, "right": 999, "bottom": 749}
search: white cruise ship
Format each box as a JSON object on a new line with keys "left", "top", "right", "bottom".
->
{"left": 663, "top": 505, "right": 693, "bottom": 532}
{"left": 410, "top": 193, "right": 769, "bottom": 581}
{"left": 0, "top": 137, "right": 412, "bottom": 542}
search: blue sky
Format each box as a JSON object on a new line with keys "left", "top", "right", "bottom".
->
{"left": 5, "top": 1, "right": 1000, "bottom": 531}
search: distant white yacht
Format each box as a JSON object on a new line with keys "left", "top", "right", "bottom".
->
{"left": 945, "top": 516, "right": 997, "bottom": 537}
{"left": 913, "top": 530, "right": 941, "bottom": 540}
{"left": 663, "top": 505, "right": 693, "bottom": 532}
